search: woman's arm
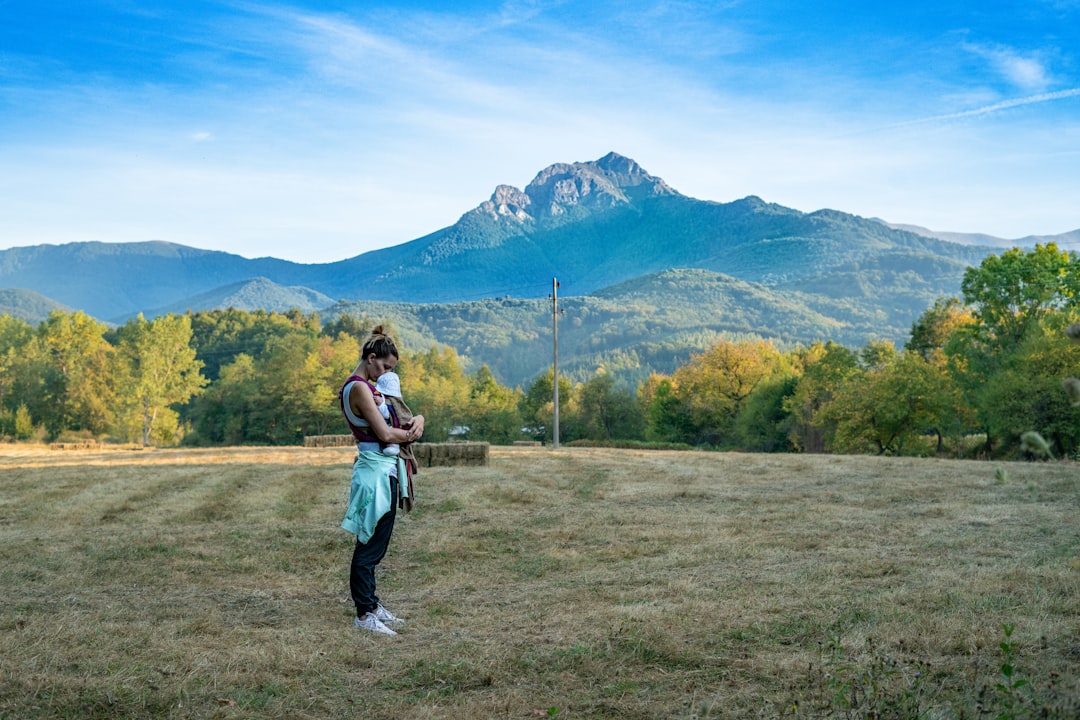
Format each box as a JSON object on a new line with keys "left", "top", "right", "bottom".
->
{"left": 350, "top": 383, "right": 411, "bottom": 444}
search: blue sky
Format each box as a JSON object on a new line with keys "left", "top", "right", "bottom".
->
{"left": 1, "top": 1, "right": 1078, "bottom": 263}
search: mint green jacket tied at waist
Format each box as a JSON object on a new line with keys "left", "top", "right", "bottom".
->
{"left": 341, "top": 451, "right": 408, "bottom": 543}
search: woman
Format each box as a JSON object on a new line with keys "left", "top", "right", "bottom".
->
{"left": 338, "top": 326, "right": 424, "bottom": 636}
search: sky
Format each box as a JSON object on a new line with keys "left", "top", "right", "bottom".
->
{"left": 1, "top": 1, "right": 1078, "bottom": 264}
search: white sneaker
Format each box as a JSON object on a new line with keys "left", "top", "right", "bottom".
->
{"left": 374, "top": 603, "right": 404, "bottom": 626}
{"left": 354, "top": 612, "right": 396, "bottom": 636}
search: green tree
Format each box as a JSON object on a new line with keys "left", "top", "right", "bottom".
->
{"left": 36, "top": 311, "right": 116, "bottom": 438}
{"left": 976, "top": 313, "right": 1080, "bottom": 458}
{"left": 575, "top": 369, "right": 645, "bottom": 442}
{"left": 782, "top": 342, "right": 860, "bottom": 452}
{"left": 322, "top": 313, "right": 374, "bottom": 346}
{"left": 189, "top": 308, "right": 311, "bottom": 382}
{"left": 520, "top": 367, "right": 575, "bottom": 444}
{"left": 641, "top": 373, "right": 695, "bottom": 444}
{"left": 190, "top": 353, "right": 258, "bottom": 445}
{"left": 825, "top": 348, "right": 949, "bottom": 455}
{"left": 947, "top": 245, "right": 1080, "bottom": 456}
{"left": 466, "top": 365, "right": 524, "bottom": 444}
{"left": 961, "top": 243, "right": 1080, "bottom": 346}
{"left": 116, "top": 314, "right": 207, "bottom": 446}
{"left": 733, "top": 373, "right": 798, "bottom": 452}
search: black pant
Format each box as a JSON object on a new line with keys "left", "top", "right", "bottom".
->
{"left": 350, "top": 475, "right": 398, "bottom": 617}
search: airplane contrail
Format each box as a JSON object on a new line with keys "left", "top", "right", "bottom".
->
{"left": 903, "top": 87, "right": 1080, "bottom": 126}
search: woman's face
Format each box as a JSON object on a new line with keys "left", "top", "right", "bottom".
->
{"left": 366, "top": 353, "right": 398, "bottom": 380}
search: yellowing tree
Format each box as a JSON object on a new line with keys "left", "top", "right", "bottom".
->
{"left": 402, "top": 345, "right": 472, "bottom": 442}
{"left": 672, "top": 339, "right": 785, "bottom": 445}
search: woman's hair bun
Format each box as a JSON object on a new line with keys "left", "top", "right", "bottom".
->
{"left": 362, "top": 324, "right": 398, "bottom": 359}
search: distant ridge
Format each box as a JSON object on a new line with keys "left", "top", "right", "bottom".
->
{"left": 874, "top": 219, "right": 1080, "bottom": 250}
{"left": 0, "top": 240, "right": 301, "bottom": 322}
{"left": 125, "top": 277, "right": 335, "bottom": 323}
{"left": 0, "top": 288, "right": 74, "bottom": 324}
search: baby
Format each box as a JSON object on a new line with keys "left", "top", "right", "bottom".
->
{"left": 374, "top": 370, "right": 418, "bottom": 514}
{"left": 374, "top": 371, "right": 404, "bottom": 456}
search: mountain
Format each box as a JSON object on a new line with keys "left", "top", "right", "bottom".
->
{"left": 0, "top": 288, "right": 74, "bottom": 324}
{"left": 0, "top": 152, "right": 1006, "bottom": 320}
{"left": 129, "top": 277, "right": 335, "bottom": 322}
{"left": 0, "top": 240, "right": 300, "bottom": 323}
{"left": 4, "top": 151, "right": 1069, "bottom": 386}
{"left": 875, "top": 220, "right": 1080, "bottom": 251}
{"left": 336, "top": 156, "right": 996, "bottom": 303}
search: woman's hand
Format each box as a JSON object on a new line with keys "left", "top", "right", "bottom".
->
{"left": 407, "top": 415, "right": 424, "bottom": 441}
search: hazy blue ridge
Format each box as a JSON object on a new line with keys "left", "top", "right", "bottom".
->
{"left": 0, "top": 288, "right": 74, "bottom": 324}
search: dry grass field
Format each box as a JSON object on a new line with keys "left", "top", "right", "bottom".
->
{"left": 0, "top": 444, "right": 1077, "bottom": 719}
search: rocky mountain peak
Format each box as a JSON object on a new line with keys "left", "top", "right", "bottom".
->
{"left": 593, "top": 151, "right": 650, "bottom": 181}
{"left": 473, "top": 184, "right": 534, "bottom": 223}
{"left": 458, "top": 153, "right": 677, "bottom": 228}
{"left": 522, "top": 152, "right": 677, "bottom": 219}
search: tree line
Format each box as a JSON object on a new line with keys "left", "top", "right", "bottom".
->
{"left": 1, "top": 244, "right": 1078, "bottom": 458}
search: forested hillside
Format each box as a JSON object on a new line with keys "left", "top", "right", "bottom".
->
{"left": 137, "top": 277, "right": 335, "bottom": 320}
{"left": 325, "top": 256, "right": 987, "bottom": 391}
{"left": 326, "top": 268, "right": 888, "bottom": 389}
{"left": 0, "top": 288, "right": 72, "bottom": 324}
{"left": 2, "top": 245, "right": 1078, "bottom": 461}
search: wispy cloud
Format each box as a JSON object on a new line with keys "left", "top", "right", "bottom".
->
{"left": 494, "top": 0, "right": 558, "bottom": 28}
{"left": 964, "top": 42, "right": 1053, "bottom": 91}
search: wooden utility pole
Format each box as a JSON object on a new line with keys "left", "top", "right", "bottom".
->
{"left": 552, "top": 277, "right": 560, "bottom": 449}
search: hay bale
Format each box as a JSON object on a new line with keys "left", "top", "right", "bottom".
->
{"left": 301, "top": 438, "right": 489, "bottom": 466}
{"left": 413, "top": 442, "right": 489, "bottom": 468}
{"left": 303, "top": 435, "right": 355, "bottom": 448}
{"left": 412, "top": 444, "right": 431, "bottom": 465}
{"left": 48, "top": 441, "right": 101, "bottom": 451}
